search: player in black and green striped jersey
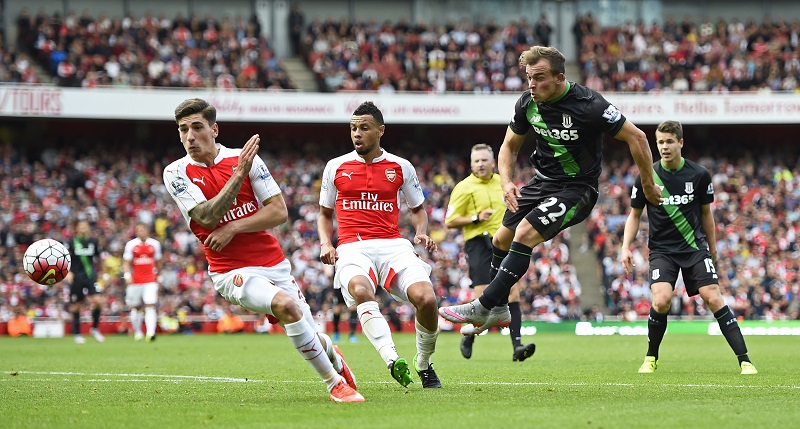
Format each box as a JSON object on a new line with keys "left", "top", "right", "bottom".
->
{"left": 621, "top": 120, "right": 756, "bottom": 375}
{"left": 439, "top": 45, "right": 662, "bottom": 334}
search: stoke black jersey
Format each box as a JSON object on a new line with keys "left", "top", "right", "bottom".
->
{"left": 65, "top": 236, "right": 101, "bottom": 283}
{"left": 509, "top": 82, "right": 626, "bottom": 184}
{"left": 631, "top": 158, "right": 714, "bottom": 254}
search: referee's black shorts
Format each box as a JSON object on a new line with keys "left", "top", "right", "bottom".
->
{"left": 464, "top": 233, "right": 493, "bottom": 287}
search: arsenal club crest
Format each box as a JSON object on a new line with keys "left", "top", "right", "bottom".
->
{"left": 233, "top": 273, "right": 244, "bottom": 287}
{"left": 385, "top": 168, "right": 396, "bottom": 182}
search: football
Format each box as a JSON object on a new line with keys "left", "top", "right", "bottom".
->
{"left": 22, "top": 239, "right": 72, "bottom": 286}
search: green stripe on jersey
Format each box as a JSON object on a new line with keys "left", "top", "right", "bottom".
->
{"left": 526, "top": 102, "right": 579, "bottom": 176}
{"left": 652, "top": 170, "right": 698, "bottom": 250}
{"left": 560, "top": 204, "right": 578, "bottom": 229}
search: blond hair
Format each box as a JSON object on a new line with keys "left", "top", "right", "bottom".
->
{"left": 519, "top": 46, "right": 566, "bottom": 75}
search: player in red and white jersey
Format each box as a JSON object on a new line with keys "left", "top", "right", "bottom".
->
{"left": 163, "top": 98, "right": 363, "bottom": 403}
{"left": 318, "top": 101, "right": 442, "bottom": 389}
{"left": 123, "top": 222, "right": 163, "bottom": 342}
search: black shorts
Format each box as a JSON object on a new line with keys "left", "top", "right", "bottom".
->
{"left": 323, "top": 285, "right": 348, "bottom": 306}
{"left": 69, "top": 280, "right": 100, "bottom": 303}
{"left": 464, "top": 234, "right": 493, "bottom": 286}
{"left": 649, "top": 251, "right": 719, "bottom": 296}
{"left": 502, "top": 178, "right": 599, "bottom": 241}
{"left": 334, "top": 287, "right": 347, "bottom": 306}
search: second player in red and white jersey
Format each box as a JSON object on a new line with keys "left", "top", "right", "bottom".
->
{"left": 123, "top": 233, "right": 162, "bottom": 285}
{"left": 319, "top": 150, "right": 425, "bottom": 245}
{"left": 123, "top": 222, "right": 162, "bottom": 341}
{"left": 318, "top": 101, "right": 441, "bottom": 389}
{"left": 163, "top": 145, "right": 285, "bottom": 273}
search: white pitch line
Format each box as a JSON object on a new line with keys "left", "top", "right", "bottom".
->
{"left": 4, "top": 371, "right": 799, "bottom": 389}
{"left": 6, "top": 371, "right": 264, "bottom": 383}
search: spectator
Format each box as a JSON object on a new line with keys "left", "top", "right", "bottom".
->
{"left": 217, "top": 305, "right": 245, "bottom": 333}
{"left": 288, "top": 3, "right": 305, "bottom": 56}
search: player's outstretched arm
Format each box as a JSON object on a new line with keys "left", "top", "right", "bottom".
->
{"left": 615, "top": 122, "right": 661, "bottom": 206}
{"left": 620, "top": 207, "right": 644, "bottom": 276}
{"left": 189, "top": 134, "right": 260, "bottom": 229}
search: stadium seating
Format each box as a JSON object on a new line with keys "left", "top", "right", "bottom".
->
{"left": 14, "top": 9, "right": 295, "bottom": 89}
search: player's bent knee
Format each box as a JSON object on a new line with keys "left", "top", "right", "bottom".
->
{"left": 652, "top": 302, "right": 670, "bottom": 314}
{"left": 408, "top": 282, "right": 437, "bottom": 310}
{"left": 269, "top": 291, "right": 303, "bottom": 324}
{"left": 348, "top": 281, "right": 375, "bottom": 302}
{"left": 700, "top": 285, "right": 725, "bottom": 312}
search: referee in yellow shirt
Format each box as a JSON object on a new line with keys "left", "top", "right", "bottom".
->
{"left": 445, "top": 144, "right": 536, "bottom": 362}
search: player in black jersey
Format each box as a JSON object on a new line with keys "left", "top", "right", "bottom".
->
{"left": 64, "top": 220, "right": 106, "bottom": 344}
{"left": 440, "top": 45, "right": 662, "bottom": 333}
{"left": 621, "top": 120, "right": 756, "bottom": 375}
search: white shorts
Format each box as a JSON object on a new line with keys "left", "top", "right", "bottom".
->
{"left": 125, "top": 283, "right": 158, "bottom": 307}
{"left": 334, "top": 238, "right": 433, "bottom": 307}
{"left": 210, "top": 259, "right": 314, "bottom": 327}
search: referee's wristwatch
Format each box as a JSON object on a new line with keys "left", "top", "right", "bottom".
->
{"left": 471, "top": 215, "right": 480, "bottom": 224}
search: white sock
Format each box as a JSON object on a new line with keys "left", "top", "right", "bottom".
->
{"left": 130, "top": 309, "right": 142, "bottom": 336}
{"left": 284, "top": 320, "right": 340, "bottom": 391}
{"left": 471, "top": 299, "right": 490, "bottom": 314}
{"left": 415, "top": 319, "right": 438, "bottom": 369}
{"left": 144, "top": 307, "right": 157, "bottom": 337}
{"left": 317, "top": 332, "right": 342, "bottom": 372}
{"left": 357, "top": 301, "right": 398, "bottom": 365}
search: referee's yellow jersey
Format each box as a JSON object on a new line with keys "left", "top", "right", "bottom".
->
{"left": 445, "top": 173, "right": 505, "bottom": 241}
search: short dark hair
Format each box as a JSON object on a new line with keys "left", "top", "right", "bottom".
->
{"left": 175, "top": 98, "right": 216, "bottom": 125}
{"left": 656, "top": 120, "right": 683, "bottom": 141}
{"left": 352, "top": 101, "right": 384, "bottom": 125}
{"left": 519, "top": 46, "right": 566, "bottom": 76}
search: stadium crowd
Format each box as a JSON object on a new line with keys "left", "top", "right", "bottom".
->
{"left": 13, "top": 7, "right": 294, "bottom": 90}
{"left": 4, "top": 8, "right": 798, "bottom": 94}
{"left": 301, "top": 12, "right": 799, "bottom": 93}
{"left": 577, "top": 14, "right": 800, "bottom": 92}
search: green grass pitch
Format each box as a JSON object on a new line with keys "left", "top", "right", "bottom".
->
{"left": 2, "top": 332, "right": 797, "bottom": 428}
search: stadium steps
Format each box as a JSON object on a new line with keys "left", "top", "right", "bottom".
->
{"left": 570, "top": 220, "right": 606, "bottom": 311}
{"left": 29, "top": 60, "right": 54, "bottom": 85}
{"left": 566, "top": 62, "right": 582, "bottom": 84}
{"left": 282, "top": 57, "right": 318, "bottom": 92}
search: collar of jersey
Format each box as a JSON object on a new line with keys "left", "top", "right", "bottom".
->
{"left": 188, "top": 144, "right": 225, "bottom": 167}
{"left": 660, "top": 157, "right": 685, "bottom": 172}
{"left": 470, "top": 172, "right": 496, "bottom": 183}
{"left": 352, "top": 149, "right": 386, "bottom": 163}
{"left": 544, "top": 81, "right": 570, "bottom": 104}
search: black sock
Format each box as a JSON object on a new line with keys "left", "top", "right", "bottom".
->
{"left": 349, "top": 311, "right": 358, "bottom": 336}
{"left": 463, "top": 335, "right": 475, "bottom": 346}
{"left": 332, "top": 311, "right": 341, "bottom": 335}
{"left": 714, "top": 305, "right": 750, "bottom": 364}
{"left": 489, "top": 245, "right": 509, "bottom": 281}
{"left": 92, "top": 307, "right": 101, "bottom": 329}
{"left": 509, "top": 302, "right": 522, "bottom": 349}
{"left": 646, "top": 307, "right": 668, "bottom": 360}
{"left": 479, "top": 242, "right": 532, "bottom": 309}
{"left": 72, "top": 311, "right": 81, "bottom": 335}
